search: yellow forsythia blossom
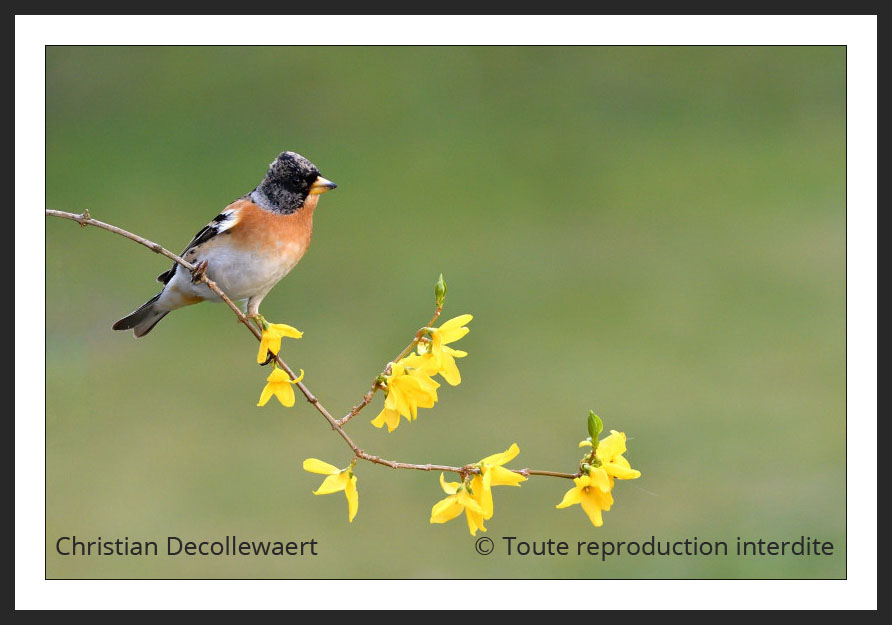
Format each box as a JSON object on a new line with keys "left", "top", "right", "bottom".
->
{"left": 555, "top": 473, "right": 616, "bottom": 527}
{"left": 257, "top": 367, "right": 304, "bottom": 407}
{"left": 427, "top": 314, "right": 472, "bottom": 386}
{"left": 370, "top": 314, "right": 473, "bottom": 431}
{"left": 470, "top": 443, "right": 527, "bottom": 520}
{"left": 400, "top": 351, "right": 440, "bottom": 377}
{"left": 370, "top": 406, "right": 402, "bottom": 432}
{"left": 371, "top": 360, "right": 439, "bottom": 432}
{"left": 257, "top": 323, "right": 303, "bottom": 364}
{"left": 578, "top": 430, "right": 641, "bottom": 492}
{"left": 558, "top": 430, "right": 640, "bottom": 527}
{"left": 302, "top": 459, "right": 359, "bottom": 522}
{"left": 430, "top": 473, "right": 487, "bottom": 536}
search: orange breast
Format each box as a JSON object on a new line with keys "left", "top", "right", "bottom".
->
{"left": 227, "top": 195, "right": 317, "bottom": 265}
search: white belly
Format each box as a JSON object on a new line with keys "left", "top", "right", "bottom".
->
{"left": 160, "top": 242, "right": 302, "bottom": 307}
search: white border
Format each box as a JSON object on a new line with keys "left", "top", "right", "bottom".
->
{"left": 18, "top": 14, "right": 876, "bottom": 610}
{"left": 10, "top": 14, "right": 877, "bottom": 46}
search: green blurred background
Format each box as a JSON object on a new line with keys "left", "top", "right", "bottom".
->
{"left": 45, "top": 46, "right": 845, "bottom": 579}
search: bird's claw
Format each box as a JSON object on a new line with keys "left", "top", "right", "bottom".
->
{"left": 190, "top": 260, "right": 209, "bottom": 283}
{"left": 248, "top": 313, "right": 269, "bottom": 332}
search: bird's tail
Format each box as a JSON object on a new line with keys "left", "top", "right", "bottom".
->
{"left": 112, "top": 292, "right": 169, "bottom": 338}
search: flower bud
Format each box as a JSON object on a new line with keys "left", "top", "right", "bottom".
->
{"left": 435, "top": 274, "right": 447, "bottom": 307}
{"left": 587, "top": 410, "right": 603, "bottom": 442}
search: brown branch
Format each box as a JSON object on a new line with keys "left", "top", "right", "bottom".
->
{"left": 45, "top": 209, "right": 255, "bottom": 332}
{"left": 339, "top": 385, "right": 382, "bottom": 428}
{"left": 357, "top": 454, "right": 479, "bottom": 476}
{"left": 46, "top": 208, "right": 576, "bottom": 481}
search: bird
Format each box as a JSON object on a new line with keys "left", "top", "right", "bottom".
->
{"left": 113, "top": 151, "right": 337, "bottom": 337}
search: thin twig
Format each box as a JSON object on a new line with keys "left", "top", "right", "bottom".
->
{"left": 46, "top": 208, "right": 576, "bottom": 480}
{"left": 519, "top": 468, "right": 581, "bottom": 479}
{"left": 45, "top": 209, "right": 255, "bottom": 331}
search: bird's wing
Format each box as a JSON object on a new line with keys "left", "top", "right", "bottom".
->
{"left": 156, "top": 207, "right": 241, "bottom": 284}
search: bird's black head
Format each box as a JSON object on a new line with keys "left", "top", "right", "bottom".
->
{"left": 251, "top": 151, "right": 336, "bottom": 214}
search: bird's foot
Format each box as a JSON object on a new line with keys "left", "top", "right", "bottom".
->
{"left": 248, "top": 313, "right": 270, "bottom": 337}
{"left": 248, "top": 312, "right": 268, "bottom": 328}
{"left": 190, "top": 259, "right": 209, "bottom": 284}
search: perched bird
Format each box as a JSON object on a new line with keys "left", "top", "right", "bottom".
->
{"left": 113, "top": 151, "right": 337, "bottom": 337}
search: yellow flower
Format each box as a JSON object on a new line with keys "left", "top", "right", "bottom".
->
{"left": 470, "top": 443, "right": 527, "bottom": 520}
{"left": 370, "top": 360, "right": 439, "bottom": 432}
{"left": 555, "top": 473, "right": 615, "bottom": 527}
{"left": 371, "top": 316, "right": 472, "bottom": 431}
{"left": 559, "top": 430, "right": 640, "bottom": 527}
{"left": 370, "top": 406, "right": 401, "bottom": 432}
{"left": 257, "top": 367, "right": 304, "bottom": 407}
{"left": 302, "top": 458, "right": 359, "bottom": 522}
{"left": 430, "top": 314, "right": 472, "bottom": 351}
{"left": 400, "top": 351, "right": 440, "bottom": 377}
{"left": 578, "top": 430, "right": 641, "bottom": 491}
{"left": 257, "top": 323, "right": 303, "bottom": 363}
{"left": 402, "top": 363, "right": 441, "bottom": 405}
{"left": 430, "top": 473, "right": 487, "bottom": 536}
{"left": 427, "top": 314, "right": 472, "bottom": 386}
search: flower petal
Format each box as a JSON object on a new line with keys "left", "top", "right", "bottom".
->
{"left": 438, "top": 326, "right": 470, "bottom": 345}
{"left": 472, "top": 474, "right": 493, "bottom": 519}
{"left": 371, "top": 407, "right": 401, "bottom": 432}
{"left": 487, "top": 465, "right": 526, "bottom": 487}
{"left": 388, "top": 380, "right": 413, "bottom": 419}
{"left": 272, "top": 381, "right": 295, "bottom": 407}
{"left": 594, "top": 485, "right": 614, "bottom": 511}
{"left": 443, "top": 346, "right": 467, "bottom": 358}
{"left": 431, "top": 332, "right": 444, "bottom": 355}
{"left": 604, "top": 462, "right": 641, "bottom": 480}
{"left": 596, "top": 430, "right": 627, "bottom": 462}
{"left": 556, "top": 485, "right": 582, "bottom": 508}
{"left": 345, "top": 475, "right": 358, "bottom": 522}
{"left": 401, "top": 352, "right": 440, "bottom": 375}
{"left": 256, "top": 336, "right": 272, "bottom": 364}
{"left": 313, "top": 472, "right": 348, "bottom": 495}
{"left": 456, "top": 489, "right": 484, "bottom": 514}
{"left": 383, "top": 390, "right": 397, "bottom": 411}
{"left": 257, "top": 383, "right": 275, "bottom": 407}
{"left": 579, "top": 492, "right": 605, "bottom": 527}
{"left": 269, "top": 323, "right": 303, "bottom": 339}
{"left": 410, "top": 369, "right": 441, "bottom": 395}
{"left": 439, "top": 472, "right": 459, "bottom": 495}
{"left": 430, "top": 496, "right": 464, "bottom": 523}
{"left": 575, "top": 474, "right": 592, "bottom": 488}
{"left": 465, "top": 507, "right": 487, "bottom": 536}
{"left": 436, "top": 314, "right": 473, "bottom": 341}
{"left": 264, "top": 336, "right": 284, "bottom": 358}
{"left": 303, "top": 458, "right": 340, "bottom": 475}
{"left": 480, "top": 443, "right": 520, "bottom": 467}
{"left": 590, "top": 467, "right": 611, "bottom": 492}
{"left": 266, "top": 368, "right": 292, "bottom": 383}
{"left": 437, "top": 353, "right": 462, "bottom": 386}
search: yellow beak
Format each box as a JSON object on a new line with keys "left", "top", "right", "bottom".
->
{"left": 309, "top": 176, "right": 337, "bottom": 195}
